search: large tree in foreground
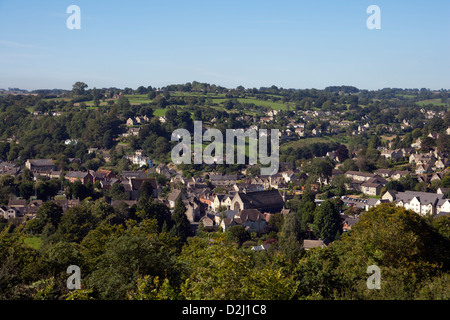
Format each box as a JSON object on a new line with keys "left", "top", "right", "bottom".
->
{"left": 294, "top": 203, "right": 450, "bottom": 299}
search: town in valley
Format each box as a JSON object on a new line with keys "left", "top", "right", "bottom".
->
{"left": 0, "top": 82, "right": 449, "bottom": 300}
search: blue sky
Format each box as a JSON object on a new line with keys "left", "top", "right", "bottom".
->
{"left": 0, "top": 0, "right": 449, "bottom": 90}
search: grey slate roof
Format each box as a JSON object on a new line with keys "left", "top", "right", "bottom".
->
{"left": 237, "top": 189, "right": 284, "bottom": 213}
{"left": 394, "top": 191, "right": 445, "bottom": 206}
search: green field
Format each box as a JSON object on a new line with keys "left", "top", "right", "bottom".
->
{"left": 396, "top": 94, "right": 417, "bottom": 99}
{"left": 153, "top": 108, "right": 167, "bottom": 116}
{"left": 281, "top": 136, "right": 337, "bottom": 151}
{"left": 416, "top": 98, "right": 448, "bottom": 107}
{"left": 41, "top": 92, "right": 292, "bottom": 113}
{"left": 24, "top": 236, "right": 42, "bottom": 249}
{"left": 212, "top": 97, "right": 290, "bottom": 110}
{"left": 124, "top": 94, "right": 153, "bottom": 104}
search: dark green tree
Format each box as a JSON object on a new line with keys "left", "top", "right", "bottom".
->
{"left": 107, "top": 183, "right": 128, "bottom": 200}
{"left": 36, "top": 201, "right": 63, "bottom": 230}
{"left": 138, "top": 201, "right": 172, "bottom": 232}
{"left": 170, "top": 197, "right": 191, "bottom": 243}
{"left": 72, "top": 81, "right": 88, "bottom": 96}
{"left": 57, "top": 206, "right": 94, "bottom": 243}
{"left": 18, "top": 181, "right": 34, "bottom": 200}
{"left": 226, "top": 225, "right": 250, "bottom": 247}
{"left": 313, "top": 199, "right": 342, "bottom": 241}
{"left": 279, "top": 211, "right": 303, "bottom": 262}
{"left": 102, "top": 130, "right": 114, "bottom": 149}
{"left": 335, "top": 144, "right": 350, "bottom": 162}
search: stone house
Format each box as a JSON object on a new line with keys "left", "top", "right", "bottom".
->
{"left": 230, "top": 189, "right": 284, "bottom": 213}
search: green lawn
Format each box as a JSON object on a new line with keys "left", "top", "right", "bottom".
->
{"left": 153, "top": 108, "right": 167, "bottom": 116}
{"left": 24, "top": 236, "right": 42, "bottom": 250}
{"left": 212, "top": 97, "right": 290, "bottom": 110}
{"left": 396, "top": 94, "right": 417, "bottom": 99}
{"left": 124, "top": 94, "right": 153, "bottom": 104}
{"left": 280, "top": 136, "right": 337, "bottom": 151}
{"left": 42, "top": 92, "right": 292, "bottom": 111}
{"left": 416, "top": 98, "right": 448, "bottom": 106}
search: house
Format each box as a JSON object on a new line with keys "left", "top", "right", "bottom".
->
{"left": 92, "top": 169, "right": 116, "bottom": 182}
{"left": 434, "top": 158, "right": 449, "bottom": 170}
{"left": 128, "top": 127, "right": 141, "bottom": 136}
{"left": 381, "top": 149, "right": 403, "bottom": 161}
{"left": 249, "top": 175, "right": 285, "bottom": 190}
{"left": 171, "top": 173, "right": 188, "bottom": 185}
{"left": 360, "top": 181, "right": 383, "bottom": 196}
{"left": 411, "top": 138, "right": 422, "bottom": 149}
{"left": 311, "top": 128, "right": 322, "bottom": 137}
{"left": 431, "top": 172, "right": 445, "bottom": 182}
{"left": 99, "top": 178, "right": 121, "bottom": 190}
{"left": 233, "top": 209, "right": 267, "bottom": 233}
{"left": 365, "top": 198, "right": 390, "bottom": 211}
{"left": 341, "top": 215, "right": 359, "bottom": 232}
{"left": 121, "top": 170, "right": 147, "bottom": 180}
{"left": 345, "top": 171, "right": 376, "bottom": 182}
{"left": 126, "top": 117, "right": 137, "bottom": 126}
{"left": 0, "top": 161, "right": 21, "bottom": 177}
{"left": 251, "top": 243, "right": 270, "bottom": 251}
{"left": 0, "top": 206, "right": 21, "bottom": 220}
{"left": 199, "top": 214, "right": 217, "bottom": 230}
{"left": 390, "top": 170, "right": 410, "bottom": 180}
{"left": 135, "top": 116, "right": 149, "bottom": 124}
{"left": 436, "top": 198, "right": 450, "bottom": 216}
{"left": 219, "top": 209, "right": 267, "bottom": 233}
{"left": 374, "top": 169, "right": 394, "bottom": 178}
{"left": 212, "top": 194, "right": 233, "bottom": 212}
{"left": 25, "top": 159, "right": 55, "bottom": 173}
{"left": 409, "top": 153, "right": 436, "bottom": 166}
{"left": 233, "top": 182, "right": 264, "bottom": 193}
{"left": 215, "top": 209, "right": 238, "bottom": 226}
{"left": 167, "top": 189, "right": 187, "bottom": 208}
{"left": 281, "top": 171, "right": 296, "bottom": 183}
{"left": 385, "top": 190, "right": 446, "bottom": 216}
{"left": 295, "top": 127, "right": 305, "bottom": 137}
{"left": 437, "top": 187, "right": 450, "bottom": 195}
{"left": 49, "top": 171, "right": 63, "bottom": 179}
{"left": 346, "top": 172, "right": 386, "bottom": 195}
{"left": 230, "top": 189, "right": 284, "bottom": 213}
{"left": 381, "top": 190, "right": 397, "bottom": 202}
{"left": 121, "top": 177, "right": 159, "bottom": 200}
{"left": 8, "top": 198, "right": 27, "bottom": 208}
{"left": 415, "top": 164, "right": 433, "bottom": 175}
{"left": 184, "top": 199, "right": 201, "bottom": 223}
{"left": 65, "top": 171, "right": 94, "bottom": 184}
{"left": 126, "top": 150, "right": 153, "bottom": 167}
{"left": 209, "top": 174, "right": 238, "bottom": 186}
{"left": 302, "top": 239, "right": 329, "bottom": 250}
{"left": 197, "top": 189, "right": 214, "bottom": 208}
{"left": 156, "top": 163, "right": 171, "bottom": 178}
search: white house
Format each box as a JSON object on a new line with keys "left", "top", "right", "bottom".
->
{"left": 126, "top": 150, "right": 153, "bottom": 167}
{"left": 385, "top": 191, "right": 446, "bottom": 216}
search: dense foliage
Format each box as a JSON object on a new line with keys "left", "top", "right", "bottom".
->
{"left": 0, "top": 202, "right": 448, "bottom": 300}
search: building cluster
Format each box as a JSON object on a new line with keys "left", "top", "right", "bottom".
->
{"left": 2, "top": 107, "right": 450, "bottom": 250}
